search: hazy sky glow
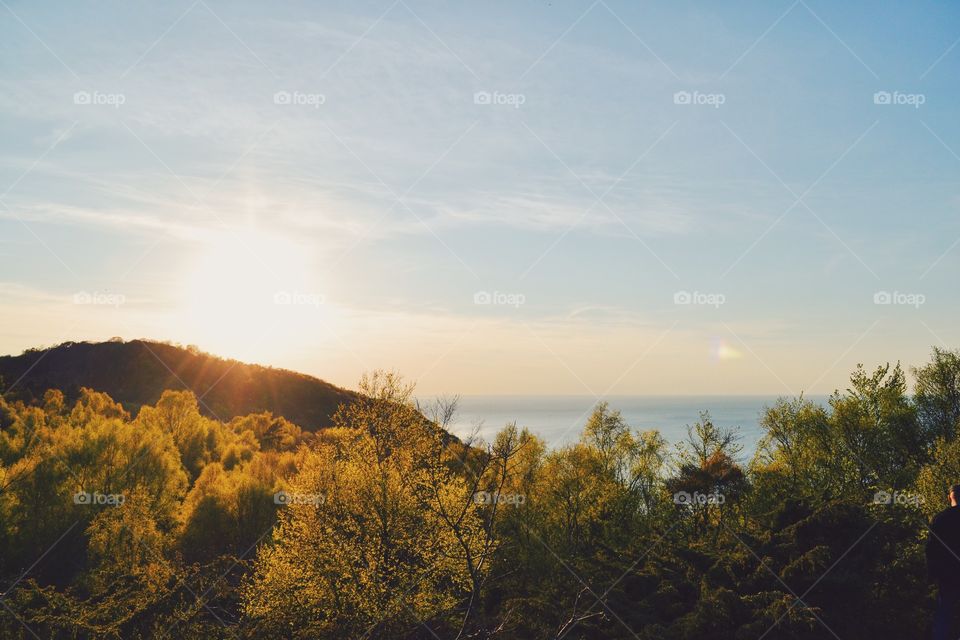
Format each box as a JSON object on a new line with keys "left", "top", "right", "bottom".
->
{"left": 2, "top": 0, "right": 959, "bottom": 395}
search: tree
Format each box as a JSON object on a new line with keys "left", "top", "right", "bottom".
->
{"left": 178, "top": 461, "right": 278, "bottom": 563}
{"left": 136, "top": 390, "right": 218, "bottom": 480}
{"left": 242, "top": 372, "right": 488, "bottom": 639}
{"left": 913, "top": 347, "right": 960, "bottom": 444}
{"left": 667, "top": 412, "right": 747, "bottom": 535}
{"left": 751, "top": 396, "right": 836, "bottom": 512}
{"left": 829, "top": 363, "right": 921, "bottom": 493}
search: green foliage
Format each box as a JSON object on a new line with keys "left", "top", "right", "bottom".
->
{"left": 914, "top": 347, "right": 960, "bottom": 443}
{"left": 0, "top": 339, "right": 359, "bottom": 430}
{"left": 2, "top": 351, "right": 960, "bottom": 639}
{"left": 242, "top": 372, "right": 491, "bottom": 638}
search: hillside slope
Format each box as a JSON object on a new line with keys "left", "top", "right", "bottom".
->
{"left": 0, "top": 340, "right": 358, "bottom": 430}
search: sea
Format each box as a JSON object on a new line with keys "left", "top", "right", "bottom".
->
{"left": 438, "top": 395, "right": 831, "bottom": 460}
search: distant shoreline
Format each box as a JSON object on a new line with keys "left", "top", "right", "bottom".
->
{"left": 441, "top": 394, "right": 833, "bottom": 454}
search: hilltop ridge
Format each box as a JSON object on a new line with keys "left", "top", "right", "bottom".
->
{"left": 0, "top": 339, "right": 358, "bottom": 430}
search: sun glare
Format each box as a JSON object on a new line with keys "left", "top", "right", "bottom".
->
{"left": 178, "top": 230, "right": 321, "bottom": 357}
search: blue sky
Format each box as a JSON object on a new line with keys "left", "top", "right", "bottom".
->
{"left": 1, "top": 0, "right": 959, "bottom": 395}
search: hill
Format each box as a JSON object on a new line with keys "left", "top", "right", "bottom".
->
{"left": 0, "top": 339, "right": 359, "bottom": 430}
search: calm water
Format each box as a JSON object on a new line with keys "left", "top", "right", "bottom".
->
{"left": 441, "top": 395, "right": 830, "bottom": 457}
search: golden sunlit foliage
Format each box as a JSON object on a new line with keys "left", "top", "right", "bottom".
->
{"left": 243, "top": 372, "right": 494, "bottom": 638}
{"left": 2, "top": 351, "right": 960, "bottom": 638}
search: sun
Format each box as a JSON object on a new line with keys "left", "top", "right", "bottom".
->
{"left": 177, "top": 230, "right": 320, "bottom": 358}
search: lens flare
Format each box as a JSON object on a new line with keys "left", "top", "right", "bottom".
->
{"left": 709, "top": 338, "right": 742, "bottom": 362}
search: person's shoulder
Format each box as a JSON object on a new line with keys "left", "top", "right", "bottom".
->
{"left": 932, "top": 508, "right": 954, "bottom": 524}
{"left": 933, "top": 507, "right": 960, "bottom": 525}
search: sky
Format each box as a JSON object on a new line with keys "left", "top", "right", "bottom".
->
{"left": 1, "top": 0, "right": 959, "bottom": 396}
